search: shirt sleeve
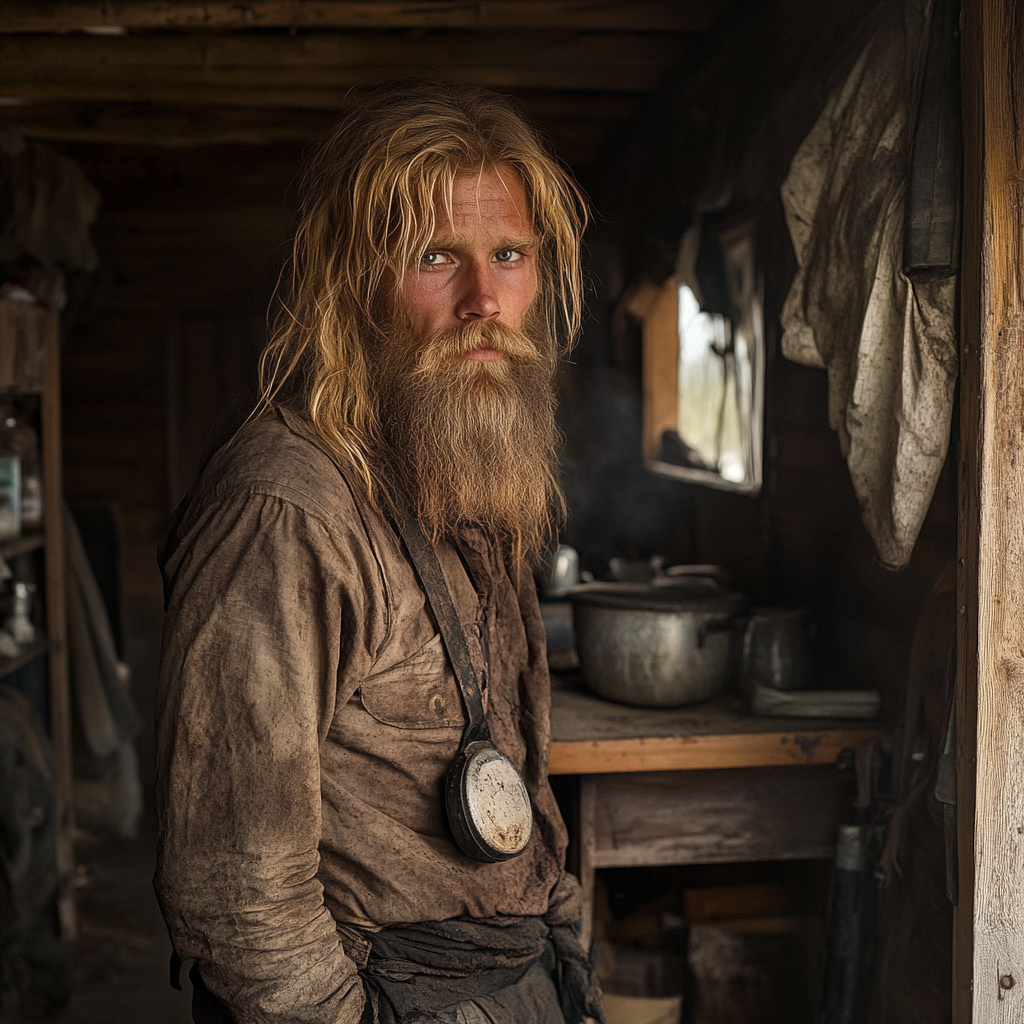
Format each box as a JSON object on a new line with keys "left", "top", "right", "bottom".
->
{"left": 154, "top": 490, "right": 367, "bottom": 1024}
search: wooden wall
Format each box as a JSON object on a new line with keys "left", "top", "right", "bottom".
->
{"left": 60, "top": 142, "right": 301, "bottom": 786}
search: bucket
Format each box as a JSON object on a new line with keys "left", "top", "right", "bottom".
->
{"left": 603, "top": 992, "right": 682, "bottom": 1024}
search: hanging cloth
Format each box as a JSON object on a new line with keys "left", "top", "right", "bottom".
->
{"left": 779, "top": 0, "right": 958, "bottom": 570}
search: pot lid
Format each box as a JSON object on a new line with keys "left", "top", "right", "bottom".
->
{"left": 568, "top": 578, "right": 747, "bottom": 613}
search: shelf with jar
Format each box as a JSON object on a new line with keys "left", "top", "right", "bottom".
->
{"left": 0, "top": 297, "right": 73, "bottom": 938}
{"left": 0, "top": 400, "right": 50, "bottom": 673}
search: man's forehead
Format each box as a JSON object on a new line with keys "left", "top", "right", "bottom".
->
{"left": 428, "top": 166, "right": 533, "bottom": 231}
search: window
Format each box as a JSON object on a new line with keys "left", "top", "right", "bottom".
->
{"left": 638, "top": 221, "right": 764, "bottom": 494}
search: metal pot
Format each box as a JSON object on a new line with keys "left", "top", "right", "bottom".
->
{"left": 570, "top": 579, "right": 747, "bottom": 708}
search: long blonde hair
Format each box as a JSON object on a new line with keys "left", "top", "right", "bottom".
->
{"left": 258, "top": 82, "right": 588, "bottom": 511}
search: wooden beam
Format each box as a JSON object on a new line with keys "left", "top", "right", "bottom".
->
{"left": 0, "top": 93, "right": 636, "bottom": 140}
{"left": 0, "top": 32, "right": 684, "bottom": 98}
{"left": 0, "top": 102, "right": 339, "bottom": 145}
{"left": 548, "top": 727, "right": 881, "bottom": 775}
{"left": 0, "top": 79, "right": 645, "bottom": 108}
{"left": 0, "top": 0, "right": 725, "bottom": 33}
{"left": 957, "top": 0, "right": 1024, "bottom": 1021}
{"left": 0, "top": 101, "right": 615, "bottom": 164}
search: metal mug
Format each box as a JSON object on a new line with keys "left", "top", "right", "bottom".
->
{"left": 546, "top": 544, "right": 580, "bottom": 596}
{"left": 742, "top": 608, "right": 813, "bottom": 692}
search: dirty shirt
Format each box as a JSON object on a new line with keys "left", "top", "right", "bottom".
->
{"left": 154, "top": 409, "right": 573, "bottom": 1023}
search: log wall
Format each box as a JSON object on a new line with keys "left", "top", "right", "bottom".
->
{"left": 60, "top": 142, "right": 300, "bottom": 786}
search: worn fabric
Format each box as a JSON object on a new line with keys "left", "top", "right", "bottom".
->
{"left": 359, "top": 916, "right": 557, "bottom": 1023}
{"left": 779, "top": 0, "right": 958, "bottom": 570}
{"left": 0, "top": 132, "right": 101, "bottom": 309}
{"left": 354, "top": 876, "right": 603, "bottom": 1024}
{"left": 155, "top": 407, "right": 576, "bottom": 1024}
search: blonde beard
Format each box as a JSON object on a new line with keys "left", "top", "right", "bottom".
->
{"left": 374, "top": 318, "right": 561, "bottom": 564}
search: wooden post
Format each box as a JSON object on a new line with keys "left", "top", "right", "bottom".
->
{"left": 578, "top": 776, "right": 597, "bottom": 950}
{"left": 42, "top": 310, "right": 74, "bottom": 939}
{"left": 956, "top": 0, "right": 1024, "bottom": 1019}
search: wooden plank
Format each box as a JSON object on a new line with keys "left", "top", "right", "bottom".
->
{"left": 551, "top": 687, "right": 880, "bottom": 740}
{"left": 0, "top": 100, "right": 616, "bottom": 166}
{"left": 639, "top": 278, "right": 679, "bottom": 464}
{"left": 41, "top": 310, "right": 75, "bottom": 939}
{"left": 0, "top": 95, "right": 634, "bottom": 160}
{"left": 588, "top": 767, "right": 847, "bottom": 867}
{"left": 549, "top": 728, "right": 880, "bottom": 775}
{"left": 0, "top": 65, "right": 663, "bottom": 92}
{"left": 956, "top": 1, "right": 982, "bottom": 1018}
{"left": 0, "top": 103, "right": 341, "bottom": 147}
{"left": 0, "top": 71, "right": 659, "bottom": 104}
{"left": 0, "top": 30, "right": 684, "bottom": 72}
{"left": 578, "top": 776, "right": 597, "bottom": 949}
{"left": 549, "top": 690, "right": 880, "bottom": 773}
{"left": 956, "top": 1, "right": 1024, "bottom": 1020}
{"left": 0, "top": 0, "right": 725, "bottom": 33}
{"left": 0, "top": 32, "right": 680, "bottom": 107}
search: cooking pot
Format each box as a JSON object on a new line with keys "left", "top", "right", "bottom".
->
{"left": 570, "top": 578, "right": 747, "bottom": 708}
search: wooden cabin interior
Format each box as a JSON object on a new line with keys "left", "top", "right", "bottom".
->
{"left": 0, "top": 1, "right": 1019, "bottom": 1021}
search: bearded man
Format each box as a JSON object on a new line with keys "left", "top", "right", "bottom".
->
{"left": 154, "top": 85, "right": 603, "bottom": 1024}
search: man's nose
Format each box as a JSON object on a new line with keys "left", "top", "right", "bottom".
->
{"left": 455, "top": 262, "right": 500, "bottom": 321}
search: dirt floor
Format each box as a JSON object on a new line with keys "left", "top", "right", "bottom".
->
{"left": 52, "top": 816, "right": 191, "bottom": 1024}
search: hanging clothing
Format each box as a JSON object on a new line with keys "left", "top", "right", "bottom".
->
{"left": 779, "top": 0, "right": 958, "bottom": 570}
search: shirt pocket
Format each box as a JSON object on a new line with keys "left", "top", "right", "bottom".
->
{"left": 358, "top": 633, "right": 467, "bottom": 730}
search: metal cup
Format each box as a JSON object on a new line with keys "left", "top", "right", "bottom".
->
{"left": 742, "top": 608, "right": 813, "bottom": 692}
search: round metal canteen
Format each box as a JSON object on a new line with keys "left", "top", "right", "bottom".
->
{"left": 445, "top": 740, "right": 534, "bottom": 863}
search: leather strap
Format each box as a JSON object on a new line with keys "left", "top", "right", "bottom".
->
{"left": 399, "top": 519, "right": 491, "bottom": 746}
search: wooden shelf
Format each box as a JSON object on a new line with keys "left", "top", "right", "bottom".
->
{"left": 0, "top": 638, "right": 49, "bottom": 680}
{"left": 0, "top": 531, "right": 45, "bottom": 560}
{"left": 548, "top": 688, "right": 884, "bottom": 775}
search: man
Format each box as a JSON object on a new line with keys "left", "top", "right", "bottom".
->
{"left": 155, "top": 84, "right": 602, "bottom": 1024}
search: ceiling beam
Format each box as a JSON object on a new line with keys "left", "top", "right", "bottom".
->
{"left": 0, "top": 29, "right": 684, "bottom": 70}
{"left": 0, "top": 102, "right": 339, "bottom": 146}
{"left": 0, "top": 32, "right": 686, "bottom": 98}
{"left": 0, "top": 1, "right": 724, "bottom": 34}
{"left": 0, "top": 100, "right": 619, "bottom": 163}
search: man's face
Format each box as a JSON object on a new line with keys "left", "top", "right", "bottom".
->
{"left": 396, "top": 165, "right": 539, "bottom": 363}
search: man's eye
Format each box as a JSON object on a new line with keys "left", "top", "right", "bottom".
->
{"left": 420, "top": 252, "right": 449, "bottom": 266}
{"left": 495, "top": 250, "right": 523, "bottom": 263}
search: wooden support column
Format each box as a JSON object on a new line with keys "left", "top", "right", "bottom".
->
{"left": 42, "top": 310, "right": 74, "bottom": 939}
{"left": 957, "top": 0, "right": 1024, "bottom": 1019}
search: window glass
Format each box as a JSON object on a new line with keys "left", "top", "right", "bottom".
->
{"left": 645, "top": 222, "right": 764, "bottom": 494}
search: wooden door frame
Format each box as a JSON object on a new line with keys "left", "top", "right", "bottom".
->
{"left": 956, "top": 1, "right": 1024, "bottom": 1019}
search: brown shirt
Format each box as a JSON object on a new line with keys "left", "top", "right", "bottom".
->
{"left": 154, "top": 409, "right": 573, "bottom": 1023}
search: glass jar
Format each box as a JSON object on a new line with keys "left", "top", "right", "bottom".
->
{"left": 0, "top": 411, "right": 41, "bottom": 532}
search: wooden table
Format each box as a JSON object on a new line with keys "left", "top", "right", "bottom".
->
{"left": 547, "top": 688, "right": 883, "bottom": 943}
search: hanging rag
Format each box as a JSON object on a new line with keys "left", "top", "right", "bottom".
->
{"left": 0, "top": 132, "right": 101, "bottom": 309}
{"left": 779, "top": 0, "right": 959, "bottom": 570}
